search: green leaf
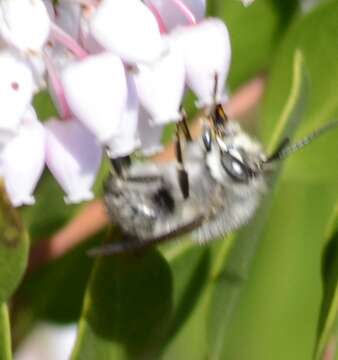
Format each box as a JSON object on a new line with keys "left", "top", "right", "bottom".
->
{"left": 316, "top": 226, "right": 338, "bottom": 360}
{"left": 33, "top": 90, "right": 58, "bottom": 121}
{"left": 214, "top": 3, "right": 338, "bottom": 359}
{"left": 21, "top": 170, "right": 77, "bottom": 244}
{"left": 71, "top": 231, "right": 173, "bottom": 359}
{"left": 0, "top": 181, "right": 29, "bottom": 302}
{"left": 11, "top": 233, "right": 101, "bottom": 349}
{"left": 205, "top": 49, "right": 309, "bottom": 360}
{"left": 0, "top": 303, "right": 12, "bottom": 360}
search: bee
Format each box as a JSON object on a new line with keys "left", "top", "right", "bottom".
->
{"left": 88, "top": 102, "right": 338, "bottom": 257}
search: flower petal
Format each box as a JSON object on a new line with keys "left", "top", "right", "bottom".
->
{"left": 0, "top": 0, "right": 50, "bottom": 53}
{"left": 0, "top": 51, "right": 34, "bottom": 140}
{"left": 61, "top": 53, "right": 128, "bottom": 143}
{"left": 42, "top": 0, "right": 56, "bottom": 21}
{"left": 80, "top": 17, "right": 104, "bottom": 54}
{"left": 138, "top": 107, "right": 164, "bottom": 155}
{"left": 134, "top": 40, "right": 185, "bottom": 125}
{"left": 106, "top": 76, "right": 140, "bottom": 158}
{"left": 90, "top": 0, "right": 167, "bottom": 64}
{"left": 45, "top": 47, "right": 75, "bottom": 119}
{"left": 147, "top": 0, "right": 206, "bottom": 31}
{"left": 55, "top": 0, "right": 81, "bottom": 40}
{"left": 0, "top": 107, "right": 46, "bottom": 207}
{"left": 172, "top": 18, "right": 231, "bottom": 107}
{"left": 15, "top": 322, "right": 76, "bottom": 360}
{"left": 45, "top": 118, "right": 102, "bottom": 204}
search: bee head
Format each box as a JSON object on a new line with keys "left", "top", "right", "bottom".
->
{"left": 203, "top": 116, "right": 338, "bottom": 188}
{"left": 202, "top": 121, "right": 267, "bottom": 190}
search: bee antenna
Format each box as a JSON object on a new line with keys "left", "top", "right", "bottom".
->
{"left": 265, "top": 138, "right": 291, "bottom": 162}
{"left": 265, "top": 119, "right": 338, "bottom": 162}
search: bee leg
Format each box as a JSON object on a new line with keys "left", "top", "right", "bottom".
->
{"left": 87, "top": 214, "right": 205, "bottom": 256}
{"left": 212, "top": 72, "right": 218, "bottom": 105}
{"left": 179, "top": 107, "right": 192, "bottom": 142}
{"left": 109, "top": 154, "right": 131, "bottom": 179}
{"left": 175, "top": 123, "right": 190, "bottom": 199}
{"left": 125, "top": 174, "right": 163, "bottom": 184}
{"left": 210, "top": 73, "right": 228, "bottom": 133}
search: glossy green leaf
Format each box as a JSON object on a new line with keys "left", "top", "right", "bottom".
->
{"left": 0, "top": 303, "right": 11, "bottom": 360}
{"left": 11, "top": 233, "right": 101, "bottom": 349}
{"left": 0, "top": 181, "right": 29, "bottom": 302}
{"left": 71, "top": 231, "right": 173, "bottom": 359}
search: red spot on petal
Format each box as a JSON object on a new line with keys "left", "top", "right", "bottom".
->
{"left": 11, "top": 82, "right": 19, "bottom": 91}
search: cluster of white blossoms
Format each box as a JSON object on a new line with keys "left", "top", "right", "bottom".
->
{"left": 0, "top": 0, "right": 253, "bottom": 207}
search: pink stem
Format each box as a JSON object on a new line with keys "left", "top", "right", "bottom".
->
{"left": 144, "top": 1, "right": 168, "bottom": 34}
{"left": 169, "top": 0, "right": 196, "bottom": 25}
{"left": 50, "top": 23, "right": 88, "bottom": 59}
{"left": 44, "top": 52, "right": 71, "bottom": 120}
{"left": 323, "top": 337, "right": 337, "bottom": 360}
{"left": 28, "top": 200, "right": 108, "bottom": 272}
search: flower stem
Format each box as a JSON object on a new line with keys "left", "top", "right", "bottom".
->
{"left": 44, "top": 52, "right": 71, "bottom": 120}
{"left": 50, "top": 23, "right": 88, "bottom": 59}
{"left": 144, "top": 1, "right": 168, "bottom": 33}
{"left": 169, "top": 0, "right": 196, "bottom": 25}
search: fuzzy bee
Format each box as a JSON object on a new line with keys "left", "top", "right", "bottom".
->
{"left": 88, "top": 104, "right": 338, "bottom": 256}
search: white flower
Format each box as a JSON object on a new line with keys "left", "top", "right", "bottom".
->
{"left": 0, "top": 0, "right": 51, "bottom": 53}
{"left": 171, "top": 18, "right": 231, "bottom": 107}
{"left": 90, "top": 0, "right": 167, "bottom": 65}
{"left": 0, "top": 50, "right": 34, "bottom": 145}
{"left": 45, "top": 118, "right": 102, "bottom": 204}
{"left": 137, "top": 107, "right": 165, "bottom": 156}
{"left": 105, "top": 75, "right": 141, "bottom": 158}
{"left": 0, "top": 0, "right": 236, "bottom": 206}
{"left": 61, "top": 53, "right": 128, "bottom": 143}
{"left": 134, "top": 36, "right": 186, "bottom": 125}
{"left": 146, "top": 0, "right": 206, "bottom": 31}
{"left": 240, "top": 0, "right": 255, "bottom": 7}
{"left": 54, "top": 0, "right": 82, "bottom": 41}
{"left": 0, "top": 107, "right": 45, "bottom": 206}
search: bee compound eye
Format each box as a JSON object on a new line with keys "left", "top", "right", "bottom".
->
{"left": 221, "top": 151, "right": 252, "bottom": 183}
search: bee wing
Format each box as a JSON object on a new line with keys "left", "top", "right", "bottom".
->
{"left": 87, "top": 214, "right": 205, "bottom": 257}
